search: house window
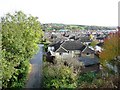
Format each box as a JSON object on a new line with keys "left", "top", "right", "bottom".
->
{"left": 59, "top": 53, "right": 62, "bottom": 55}
{"left": 87, "top": 53, "right": 89, "bottom": 55}
{"left": 86, "top": 53, "right": 90, "bottom": 56}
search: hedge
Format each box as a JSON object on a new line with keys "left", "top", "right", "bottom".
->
{"left": 1, "top": 11, "right": 43, "bottom": 88}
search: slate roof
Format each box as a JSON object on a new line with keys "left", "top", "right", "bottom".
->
{"left": 69, "top": 36, "right": 75, "bottom": 40}
{"left": 96, "top": 37, "right": 104, "bottom": 40}
{"left": 69, "top": 36, "right": 80, "bottom": 40}
{"left": 82, "top": 46, "right": 95, "bottom": 54}
{"left": 56, "top": 46, "right": 68, "bottom": 52}
{"left": 60, "top": 40, "right": 86, "bottom": 51}
{"left": 79, "top": 56, "right": 99, "bottom": 66}
{"left": 49, "top": 41, "right": 63, "bottom": 51}
{"left": 80, "top": 37, "right": 92, "bottom": 42}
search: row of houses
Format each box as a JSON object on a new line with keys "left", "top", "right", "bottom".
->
{"left": 47, "top": 38, "right": 103, "bottom": 73}
{"left": 44, "top": 29, "right": 118, "bottom": 73}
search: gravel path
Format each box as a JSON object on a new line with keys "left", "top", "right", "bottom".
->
{"left": 25, "top": 44, "right": 44, "bottom": 88}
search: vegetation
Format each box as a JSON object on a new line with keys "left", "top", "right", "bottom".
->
{"left": 0, "top": 23, "right": 2, "bottom": 88}
{"left": 90, "top": 41, "right": 98, "bottom": 47}
{"left": 1, "top": 11, "right": 43, "bottom": 88}
{"left": 98, "top": 31, "right": 120, "bottom": 88}
{"left": 99, "top": 32, "right": 120, "bottom": 73}
{"left": 42, "top": 62, "right": 78, "bottom": 89}
{"left": 77, "top": 72, "right": 119, "bottom": 88}
{"left": 42, "top": 31, "right": 120, "bottom": 88}
{"left": 42, "top": 60, "right": 119, "bottom": 89}
{"left": 42, "top": 23, "right": 116, "bottom": 31}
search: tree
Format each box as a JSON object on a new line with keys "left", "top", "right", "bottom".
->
{"left": 99, "top": 31, "right": 120, "bottom": 73}
{"left": 1, "top": 11, "right": 43, "bottom": 88}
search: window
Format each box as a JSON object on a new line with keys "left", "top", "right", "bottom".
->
{"left": 87, "top": 53, "right": 89, "bottom": 55}
{"left": 59, "top": 53, "right": 62, "bottom": 55}
{"left": 86, "top": 53, "right": 90, "bottom": 56}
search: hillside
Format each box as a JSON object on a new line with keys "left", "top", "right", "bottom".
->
{"left": 41, "top": 23, "right": 117, "bottom": 31}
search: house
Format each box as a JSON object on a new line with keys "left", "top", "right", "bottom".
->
{"left": 50, "top": 34, "right": 57, "bottom": 39}
{"left": 54, "top": 40, "right": 86, "bottom": 59}
{"left": 94, "top": 45, "right": 102, "bottom": 52}
{"left": 48, "top": 41, "right": 63, "bottom": 53}
{"left": 94, "top": 42, "right": 104, "bottom": 53}
{"left": 69, "top": 35, "right": 80, "bottom": 40}
{"left": 95, "top": 34, "right": 107, "bottom": 43}
{"left": 79, "top": 56, "right": 100, "bottom": 73}
{"left": 96, "top": 42, "right": 104, "bottom": 47}
{"left": 96, "top": 37, "right": 104, "bottom": 42}
{"left": 62, "top": 32, "right": 69, "bottom": 37}
{"left": 79, "top": 46, "right": 100, "bottom": 73}
{"left": 81, "top": 46, "right": 95, "bottom": 58}
{"left": 47, "top": 34, "right": 100, "bottom": 72}
{"left": 79, "top": 37, "right": 92, "bottom": 45}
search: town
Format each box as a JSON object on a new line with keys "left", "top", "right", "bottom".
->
{"left": 43, "top": 27, "right": 118, "bottom": 73}
{"left": 1, "top": 0, "right": 120, "bottom": 88}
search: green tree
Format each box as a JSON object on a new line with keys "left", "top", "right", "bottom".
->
{"left": 1, "top": 11, "right": 43, "bottom": 88}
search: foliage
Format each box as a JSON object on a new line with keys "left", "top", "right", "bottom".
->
{"left": 43, "top": 43, "right": 49, "bottom": 52}
{"left": 77, "top": 72, "right": 119, "bottom": 88}
{"left": 90, "top": 41, "right": 98, "bottom": 47}
{"left": 99, "top": 32, "right": 120, "bottom": 71}
{"left": 42, "top": 23, "right": 116, "bottom": 31}
{"left": 100, "top": 33, "right": 119, "bottom": 61}
{"left": 1, "top": 11, "right": 43, "bottom": 88}
{"left": 62, "top": 58, "right": 83, "bottom": 74}
{"left": 42, "top": 62, "right": 78, "bottom": 89}
{"left": 0, "top": 35, "right": 1, "bottom": 89}
{"left": 77, "top": 72, "right": 97, "bottom": 84}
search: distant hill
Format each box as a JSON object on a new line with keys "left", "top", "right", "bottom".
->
{"left": 41, "top": 23, "right": 117, "bottom": 31}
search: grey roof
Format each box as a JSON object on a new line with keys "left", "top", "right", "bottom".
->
{"left": 80, "top": 37, "right": 92, "bottom": 42}
{"left": 79, "top": 56, "right": 99, "bottom": 66}
{"left": 69, "top": 35, "right": 80, "bottom": 40}
{"left": 56, "top": 47, "right": 68, "bottom": 52}
{"left": 49, "top": 41, "right": 63, "bottom": 51}
{"left": 61, "top": 40, "right": 86, "bottom": 51}
{"left": 96, "top": 37, "right": 105, "bottom": 40}
{"left": 69, "top": 36, "right": 75, "bottom": 39}
{"left": 82, "top": 46, "right": 95, "bottom": 54}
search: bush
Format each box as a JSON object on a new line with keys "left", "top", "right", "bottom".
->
{"left": 77, "top": 72, "right": 97, "bottom": 84}
{"left": 1, "top": 11, "right": 43, "bottom": 88}
{"left": 42, "top": 62, "right": 77, "bottom": 89}
{"left": 77, "top": 71, "right": 119, "bottom": 88}
{"left": 62, "top": 58, "right": 83, "bottom": 74}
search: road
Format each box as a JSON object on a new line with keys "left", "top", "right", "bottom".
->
{"left": 25, "top": 44, "right": 44, "bottom": 88}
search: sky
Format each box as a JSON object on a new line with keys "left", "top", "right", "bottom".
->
{"left": 0, "top": 0, "right": 119, "bottom": 26}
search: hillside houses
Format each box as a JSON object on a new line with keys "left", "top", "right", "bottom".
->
{"left": 45, "top": 29, "right": 117, "bottom": 73}
{"left": 47, "top": 39, "right": 100, "bottom": 72}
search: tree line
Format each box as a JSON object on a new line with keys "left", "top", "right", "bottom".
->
{"left": 42, "top": 23, "right": 116, "bottom": 31}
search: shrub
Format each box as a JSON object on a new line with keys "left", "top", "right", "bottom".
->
{"left": 42, "top": 62, "right": 77, "bottom": 89}
{"left": 62, "top": 58, "right": 83, "bottom": 74}
{"left": 1, "top": 11, "right": 43, "bottom": 88}
{"left": 77, "top": 72, "right": 97, "bottom": 84}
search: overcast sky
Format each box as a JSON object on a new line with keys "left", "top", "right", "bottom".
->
{"left": 0, "top": 0, "right": 119, "bottom": 26}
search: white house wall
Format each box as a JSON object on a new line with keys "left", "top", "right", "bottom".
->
{"left": 55, "top": 52, "right": 72, "bottom": 60}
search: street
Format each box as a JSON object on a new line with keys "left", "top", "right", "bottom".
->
{"left": 25, "top": 44, "right": 44, "bottom": 88}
